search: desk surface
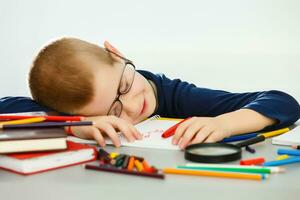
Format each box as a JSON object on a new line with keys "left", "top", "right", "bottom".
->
{"left": 0, "top": 138, "right": 299, "bottom": 200}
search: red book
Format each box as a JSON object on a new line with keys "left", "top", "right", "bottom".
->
{"left": 0, "top": 141, "right": 97, "bottom": 175}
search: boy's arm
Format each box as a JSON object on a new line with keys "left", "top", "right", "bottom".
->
{"left": 0, "top": 96, "right": 52, "bottom": 113}
{"left": 215, "top": 108, "right": 276, "bottom": 136}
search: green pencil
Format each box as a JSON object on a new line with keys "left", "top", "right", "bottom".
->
{"left": 177, "top": 163, "right": 285, "bottom": 174}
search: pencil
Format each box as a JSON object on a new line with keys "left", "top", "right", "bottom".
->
{"left": 260, "top": 127, "right": 290, "bottom": 138}
{"left": 163, "top": 168, "right": 268, "bottom": 181}
{"left": 0, "top": 121, "right": 93, "bottom": 129}
{"left": 263, "top": 156, "right": 300, "bottom": 166}
{"left": 0, "top": 117, "right": 46, "bottom": 128}
{"left": 85, "top": 164, "right": 165, "bottom": 179}
{"left": 0, "top": 115, "right": 83, "bottom": 121}
{"left": 179, "top": 163, "right": 284, "bottom": 174}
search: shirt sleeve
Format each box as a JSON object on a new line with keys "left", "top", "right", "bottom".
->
{"left": 0, "top": 96, "right": 52, "bottom": 114}
{"left": 154, "top": 74, "right": 300, "bottom": 131}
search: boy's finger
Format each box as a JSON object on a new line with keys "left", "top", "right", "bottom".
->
{"left": 190, "top": 127, "right": 213, "bottom": 145}
{"left": 178, "top": 124, "right": 201, "bottom": 149}
{"left": 129, "top": 125, "right": 143, "bottom": 140}
{"left": 203, "top": 131, "right": 220, "bottom": 143}
{"left": 114, "top": 122, "right": 135, "bottom": 142}
{"left": 172, "top": 119, "right": 194, "bottom": 145}
{"left": 98, "top": 124, "right": 121, "bottom": 147}
{"left": 91, "top": 128, "right": 106, "bottom": 147}
{"left": 108, "top": 117, "right": 140, "bottom": 141}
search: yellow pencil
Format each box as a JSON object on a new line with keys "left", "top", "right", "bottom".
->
{"left": 260, "top": 127, "right": 290, "bottom": 138}
{"left": 163, "top": 168, "right": 267, "bottom": 181}
{"left": 0, "top": 117, "right": 46, "bottom": 128}
{"left": 276, "top": 154, "right": 289, "bottom": 160}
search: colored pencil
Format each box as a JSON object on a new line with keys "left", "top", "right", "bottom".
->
{"left": 0, "top": 121, "right": 93, "bottom": 129}
{"left": 260, "top": 127, "right": 290, "bottom": 138}
{"left": 277, "top": 149, "right": 300, "bottom": 156}
{"left": 85, "top": 164, "right": 165, "bottom": 179}
{"left": 163, "top": 168, "right": 267, "bottom": 181}
{"left": 275, "top": 155, "right": 289, "bottom": 160}
{"left": 221, "top": 127, "right": 289, "bottom": 143}
{"left": 221, "top": 132, "right": 258, "bottom": 143}
{"left": 263, "top": 156, "right": 300, "bottom": 166}
{"left": 0, "top": 117, "right": 46, "bottom": 128}
{"left": 181, "top": 163, "right": 284, "bottom": 174}
{"left": 0, "top": 115, "right": 83, "bottom": 121}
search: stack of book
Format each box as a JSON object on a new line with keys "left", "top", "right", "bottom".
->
{"left": 0, "top": 112, "right": 97, "bottom": 175}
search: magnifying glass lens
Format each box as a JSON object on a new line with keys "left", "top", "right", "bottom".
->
{"left": 185, "top": 143, "right": 242, "bottom": 163}
{"left": 189, "top": 146, "right": 238, "bottom": 156}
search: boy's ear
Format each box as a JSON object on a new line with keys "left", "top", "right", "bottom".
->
{"left": 104, "top": 41, "right": 124, "bottom": 57}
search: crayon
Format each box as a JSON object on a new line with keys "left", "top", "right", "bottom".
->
{"left": 127, "top": 156, "right": 135, "bottom": 171}
{"left": 98, "top": 149, "right": 111, "bottom": 163}
{"left": 134, "top": 160, "right": 144, "bottom": 172}
{"left": 142, "top": 160, "right": 151, "bottom": 172}
{"left": 122, "top": 155, "right": 130, "bottom": 169}
{"left": 109, "top": 152, "right": 118, "bottom": 159}
{"left": 115, "top": 154, "right": 126, "bottom": 167}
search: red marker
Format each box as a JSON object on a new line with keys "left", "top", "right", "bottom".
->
{"left": 161, "top": 117, "right": 191, "bottom": 138}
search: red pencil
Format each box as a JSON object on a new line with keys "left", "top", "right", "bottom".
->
{"left": 161, "top": 117, "right": 191, "bottom": 138}
{"left": 0, "top": 115, "right": 83, "bottom": 122}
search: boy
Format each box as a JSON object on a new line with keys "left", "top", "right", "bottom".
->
{"left": 1, "top": 38, "right": 299, "bottom": 149}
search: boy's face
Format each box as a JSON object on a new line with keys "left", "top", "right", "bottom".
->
{"left": 77, "top": 53, "right": 157, "bottom": 125}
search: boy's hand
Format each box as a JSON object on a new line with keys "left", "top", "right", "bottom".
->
{"left": 67, "top": 116, "right": 142, "bottom": 148}
{"left": 172, "top": 117, "right": 231, "bottom": 149}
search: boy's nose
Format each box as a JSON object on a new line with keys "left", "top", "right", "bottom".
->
{"left": 120, "top": 94, "right": 140, "bottom": 118}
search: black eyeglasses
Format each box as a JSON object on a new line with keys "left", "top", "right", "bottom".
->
{"left": 105, "top": 49, "right": 136, "bottom": 117}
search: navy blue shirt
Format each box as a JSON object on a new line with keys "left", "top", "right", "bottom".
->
{"left": 1, "top": 70, "right": 299, "bottom": 131}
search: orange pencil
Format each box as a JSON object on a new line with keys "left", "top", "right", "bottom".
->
{"left": 127, "top": 156, "right": 135, "bottom": 171}
{"left": 163, "top": 168, "right": 267, "bottom": 181}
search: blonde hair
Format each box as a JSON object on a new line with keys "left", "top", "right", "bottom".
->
{"left": 29, "top": 37, "right": 114, "bottom": 114}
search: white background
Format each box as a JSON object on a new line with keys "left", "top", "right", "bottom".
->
{"left": 0, "top": 0, "right": 299, "bottom": 101}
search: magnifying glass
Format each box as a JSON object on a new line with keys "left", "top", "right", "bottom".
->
{"left": 184, "top": 135, "right": 266, "bottom": 163}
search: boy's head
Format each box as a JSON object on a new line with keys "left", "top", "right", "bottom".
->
{"left": 29, "top": 38, "right": 157, "bottom": 124}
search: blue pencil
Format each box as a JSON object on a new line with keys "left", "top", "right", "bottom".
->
{"left": 263, "top": 156, "right": 300, "bottom": 166}
{"left": 221, "top": 133, "right": 258, "bottom": 143}
{"left": 277, "top": 149, "right": 300, "bottom": 156}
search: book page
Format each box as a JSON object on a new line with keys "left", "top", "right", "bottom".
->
{"left": 67, "top": 117, "right": 181, "bottom": 150}
{"left": 272, "top": 125, "right": 300, "bottom": 146}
